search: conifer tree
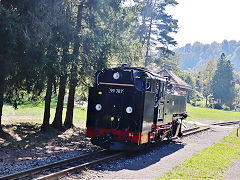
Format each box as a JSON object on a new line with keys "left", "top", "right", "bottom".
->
{"left": 0, "top": 1, "right": 46, "bottom": 128}
{"left": 135, "top": 0, "right": 178, "bottom": 66}
{"left": 211, "top": 53, "right": 236, "bottom": 107}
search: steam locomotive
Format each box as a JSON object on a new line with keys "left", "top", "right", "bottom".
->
{"left": 86, "top": 65, "right": 187, "bottom": 150}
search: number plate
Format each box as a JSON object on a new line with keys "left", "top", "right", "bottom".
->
{"left": 109, "top": 88, "right": 124, "bottom": 94}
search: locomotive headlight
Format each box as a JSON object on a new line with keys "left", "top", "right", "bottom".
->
{"left": 95, "top": 104, "right": 102, "bottom": 111}
{"left": 126, "top": 106, "right": 133, "bottom": 114}
{"left": 113, "top": 72, "right": 120, "bottom": 80}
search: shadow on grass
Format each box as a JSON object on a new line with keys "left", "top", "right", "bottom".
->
{"left": 0, "top": 128, "right": 14, "bottom": 141}
{"left": 0, "top": 123, "right": 66, "bottom": 151}
{"left": 0, "top": 123, "right": 94, "bottom": 177}
{"left": 0, "top": 122, "right": 91, "bottom": 164}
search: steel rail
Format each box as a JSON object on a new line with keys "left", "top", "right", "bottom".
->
{"left": 181, "top": 127, "right": 210, "bottom": 137}
{"left": 182, "top": 127, "right": 200, "bottom": 134}
{"left": 35, "top": 152, "right": 126, "bottom": 180}
{"left": 211, "top": 120, "right": 240, "bottom": 126}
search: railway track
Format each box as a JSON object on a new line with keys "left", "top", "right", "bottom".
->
{"left": 211, "top": 120, "right": 240, "bottom": 126}
{"left": 181, "top": 126, "right": 210, "bottom": 137}
{"left": 0, "top": 149, "right": 126, "bottom": 180}
{"left": 0, "top": 126, "right": 216, "bottom": 180}
{"left": 0, "top": 150, "right": 111, "bottom": 180}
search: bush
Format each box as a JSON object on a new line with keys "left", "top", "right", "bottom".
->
{"left": 222, "top": 105, "right": 231, "bottom": 111}
{"left": 213, "top": 103, "right": 223, "bottom": 109}
{"left": 191, "top": 101, "right": 201, "bottom": 107}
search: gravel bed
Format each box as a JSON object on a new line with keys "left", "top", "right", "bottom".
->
{"left": 0, "top": 126, "right": 100, "bottom": 178}
{"left": 67, "top": 125, "right": 236, "bottom": 179}
{"left": 0, "top": 150, "right": 90, "bottom": 177}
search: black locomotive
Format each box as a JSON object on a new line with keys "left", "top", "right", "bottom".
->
{"left": 86, "top": 64, "right": 187, "bottom": 150}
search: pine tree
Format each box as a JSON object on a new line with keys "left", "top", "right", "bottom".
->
{"left": 135, "top": 0, "right": 178, "bottom": 66}
{"left": 63, "top": 0, "right": 143, "bottom": 129}
{"left": 51, "top": 1, "right": 75, "bottom": 130}
{"left": 0, "top": 1, "right": 46, "bottom": 127}
{"left": 211, "top": 53, "right": 236, "bottom": 108}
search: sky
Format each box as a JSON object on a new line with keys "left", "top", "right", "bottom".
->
{"left": 166, "top": 0, "right": 240, "bottom": 48}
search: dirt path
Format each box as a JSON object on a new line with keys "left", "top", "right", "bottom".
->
{"left": 222, "top": 156, "right": 240, "bottom": 180}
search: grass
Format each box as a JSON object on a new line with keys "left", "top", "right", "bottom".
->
{"left": 3, "top": 103, "right": 240, "bottom": 127}
{"left": 2, "top": 103, "right": 87, "bottom": 127}
{"left": 186, "top": 104, "right": 240, "bottom": 122}
{"left": 159, "top": 130, "right": 240, "bottom": 179}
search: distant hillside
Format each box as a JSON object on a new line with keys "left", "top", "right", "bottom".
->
{"left": 174, "top": 40, "right": 240, "bottom": 72}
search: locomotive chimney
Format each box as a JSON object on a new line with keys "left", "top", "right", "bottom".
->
{"left": 121, "top": 63, "right": 128, "bottom": 68}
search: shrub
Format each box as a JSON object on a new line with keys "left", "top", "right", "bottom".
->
{"left": 213, "top": 103, "right": 222, "bottom": 109}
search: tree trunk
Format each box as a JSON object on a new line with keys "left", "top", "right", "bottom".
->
{"left": 41, "top": 76, "right": 53, "bottom": 130}
{"left": 141, "top": 14, "right": 147, "bottom": 45}
{"left": 64, "top": 3, "right": 84, "bottom": 129}
{"left": 0, "top": 40, "right": 4, "bottom": 129}
{"left": 64, "top": 74, "right": 76, "bottom": 129}
{"left": 0, "top": 76, "right": 4, "bottom": 129}
{"left": 52, "top": 75, "right": 67, "bottom": 129}
{"left": 144, "top": 0, "right": 156, "bottom": 67}
{"left": 205, "top": 96, "right": 208, "bottom": 107}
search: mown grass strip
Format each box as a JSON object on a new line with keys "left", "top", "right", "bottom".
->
{"left": 187, "top": 104, "right": 240, "bottom": 121}
{"left": 2, "top": 105, "right": 87, "bottom": 127}
{"left": 159, "top": 130, "right": 240, "bottom": 180}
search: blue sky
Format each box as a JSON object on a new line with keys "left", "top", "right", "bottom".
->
{"left": 167, "top": 0, "right": 240, "bottom": 48}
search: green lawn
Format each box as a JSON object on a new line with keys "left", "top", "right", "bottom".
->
{"left": 3, "top": 103, "right": 240, "bottom": 127}
{"left": 159, "top": 130, "right": 240, "bottom": 179}
{"left": 2, "top": 104, "right": 87, "bottom": 127}
{"left": 186, "top": 104, "right": 240, "bottom": 122}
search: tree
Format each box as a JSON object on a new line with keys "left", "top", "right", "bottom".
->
{"left": 135, "top": 0, "right": 178, "bottom": 66}
{"left": 0, "top": 0, "right": 75, "bottom": 129}
{"left": 0, "top": 1, "right": 46, "bottom": 128}
{"left": 147, "top": 53, "right": 181, "bottom": 73}
{"left": 40, "top": 0, "right": 70, "bottom": 130}
{"left": 211, "top": 53, "right": 236, "bottom": 108}
{"left": 198, "top": 56, "right": 217, "bottom": 106}
{"left": 51, "top": 1, "right": 75, "bottom": 129}
{"left": 63, "top": 0, "right": 144, "bottom": 129}
{"left": 64, "top": 1, "right": 85, "bottom": 129}
{"left": 0, "top": 3, "right": 23, "bottom": 128}
{"left": 231, "top": 46, "right": 240, "bottom": 71}
{"left": 181, "top": 73, "right": 196, "bottom": 103}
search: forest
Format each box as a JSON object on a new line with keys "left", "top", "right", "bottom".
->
{"left": 174, "top": 40, "right": 239, "bottom": 110}
{"left": 175, "top": 40, "right": 240, "bottom": 72}
{"left": 0, "top": 0, "right": 239, "bottom": 130}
